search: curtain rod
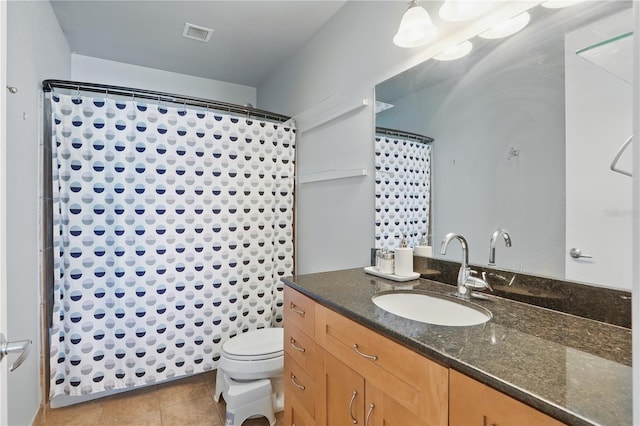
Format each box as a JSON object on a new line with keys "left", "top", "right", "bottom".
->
{"left": 42, "top": 79, "right": 292, "bottom": 124}
{"left": 376, "top": 127, "right": 434, "bottom": 144}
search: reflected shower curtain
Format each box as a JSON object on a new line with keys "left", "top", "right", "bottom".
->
{"left": 374, "top": 133, "right": 431, "bottom": 250}
{"left": 49, "top": 93, "right": 295, "bottom": 397}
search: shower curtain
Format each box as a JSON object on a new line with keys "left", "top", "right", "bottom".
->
{"left": 48, "top": 92, "right": 295, "bottom": 397}
{"left": 374, "top": 132, "right": 431, "bottom": 250}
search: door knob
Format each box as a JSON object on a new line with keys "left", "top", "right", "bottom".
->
{"left": 0, "top": 333, "right": 32, "bottom": 372}
{"left": 569, "top": 248, "right": 592, "bottom": 259}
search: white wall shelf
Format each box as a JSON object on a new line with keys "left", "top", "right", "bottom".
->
{"left": 299, "top": 168, "right": 367, "bottom": 184}
{"left": 289, "top": 94, "right": 369, "bottom": 134}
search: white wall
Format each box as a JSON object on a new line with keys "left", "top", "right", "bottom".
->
{"left": 72, "top": 54, "right": 257, "bottom": 107}
{"left": 6, "top": 1, "right": 71, "bottom": 424}
{"left": 257, "top": 1, "right": 430, "bottom": 273}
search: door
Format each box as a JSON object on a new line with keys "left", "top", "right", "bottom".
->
{"left": 0, "top": 0, "right": 8, "bottom": 422}
{"left": 565, "top": 9, "right": 633, "bottom": 288}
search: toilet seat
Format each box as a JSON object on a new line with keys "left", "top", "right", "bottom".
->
{"left": 222, "top": 328, "right": 284, "bottom": 361}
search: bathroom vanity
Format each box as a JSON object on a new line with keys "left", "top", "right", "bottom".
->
{"left": 281, "top": 268, "right": 631, "bottom": 426}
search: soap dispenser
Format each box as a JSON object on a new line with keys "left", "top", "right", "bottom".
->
{"left": 414, "top": 232, "right": 433, "bottom": 257}
{"left": 394, "top": 234, "right": 414, "bottom": 277}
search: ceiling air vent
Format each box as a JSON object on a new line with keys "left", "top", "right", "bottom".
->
{"left": 182, "top": 23, "right": 213, "bottom": 42}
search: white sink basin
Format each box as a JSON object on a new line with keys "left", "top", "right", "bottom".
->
{"left": 371, "top": 291, "right": 492, "bottom": 326}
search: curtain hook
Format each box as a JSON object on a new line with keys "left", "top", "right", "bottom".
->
{"left": 105, "top": 88, "right": 109, "bottom": 101}
{"left": 75, "top": 85, "right": 81, "bottom": 102}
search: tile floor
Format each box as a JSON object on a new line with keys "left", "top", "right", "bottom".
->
{"left": 36, "top": 371, "right": 284, "bottom": 426}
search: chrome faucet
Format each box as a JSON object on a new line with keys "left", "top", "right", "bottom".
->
{"left": 488, "top": 228, "right": 512, "bottom": 266}
{"left": 440, "top": 232, "right": 493, "bottom": 299}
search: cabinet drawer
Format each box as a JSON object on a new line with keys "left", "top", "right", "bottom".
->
{"left": 450, "top": 370, "right": 565, "bottom": 426}
{"left": 284, "top": 318, "right": 318, "bottom": 378}
{"left": 284, "top": 353, "right": 315, "bottom": 419}
{"left": 284, "top": 287, "right": 315, "bottom": 339}
{"left": 316, "top": 304, "right": 448, "bottom": 422}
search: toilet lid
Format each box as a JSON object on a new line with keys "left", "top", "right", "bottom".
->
{"left": 222, "top": 328, "right": 284, "bottom": 360}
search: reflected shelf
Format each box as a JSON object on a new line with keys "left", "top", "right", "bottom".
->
{"left": 575, "top": 31, "right": 633, "bottom": 84}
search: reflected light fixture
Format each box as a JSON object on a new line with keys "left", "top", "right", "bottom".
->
{"left": 434, "top": 40, "right": 473, "bottom": 61}
{"left": 541, "top": 0, "right": 583, "bottom": 9}
{"left": 393, "top": 0, "right": 439, "bottom": 48}
{"left": 478, "top": 12, "right": 530, "bottom": 39}
{"left": 439, "top": 0, "right": 492, "bottom": 22}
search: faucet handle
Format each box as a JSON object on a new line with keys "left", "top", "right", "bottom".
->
{"left": 464, "top": 272, "right": 493, "bottom": 292}
{"left": 481, "top": 271, "right": 493, "bottom": 292}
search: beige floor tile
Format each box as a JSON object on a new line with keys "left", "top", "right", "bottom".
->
{"left": 102, "top": 387, "right": 161, "bottom": 425}
{"left": 161, "top": 395, "right": 222, "bottom": 426}
{"left": 41, "top": 400, "right": 104, "bottom": 426}
{"left": 157, "top": 378, "right": 211, "bottom": 408}
{"left": 37, "top": 372, "right": 283, "bottom": 426}
{"left": 202, "top": 370, "right": 217, "bottom": 388}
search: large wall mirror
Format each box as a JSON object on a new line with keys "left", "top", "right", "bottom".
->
{"left": 375, "top": 1, "right": 633, "bottom": 290}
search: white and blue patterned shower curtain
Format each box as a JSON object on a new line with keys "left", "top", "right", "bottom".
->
{"left": 49, "top": 93, "right": 295, "bottom": 397}
{"left": 374, "top": 133, "right": 431, "bottom": 250}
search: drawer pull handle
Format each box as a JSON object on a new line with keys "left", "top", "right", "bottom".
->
{"left": 290, "top": 302, "right": 305, "bottom": 317}
{"left": 290, "top": 337, "right": 306, "bottom": 353}
{"left": 349, "top": 390, "right": 358, "bottom": 424}
{"left": 290, "top": 373, "right": 305, "bottom": 391}
{"left": 365, "top": 403, "right": 375, "bottom": 426}
{"left": 353, "top": 344, "right": 378, "bottom": 361}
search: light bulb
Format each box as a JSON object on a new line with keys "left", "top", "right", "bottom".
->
{"left": 393, "top": 3, "right": 439, "bottom": 48}
{"left": 478, "top": 12, "right": 530, "bottom": 40}
{"left": 434, "top": 40, "right": 473, "bottom": 61}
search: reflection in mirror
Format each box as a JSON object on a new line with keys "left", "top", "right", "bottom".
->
{"left": 374, "top": 128, "right": 433, "bottom": 251}
{"left": 375, "top": 1, "right": 633, "bottom": 290}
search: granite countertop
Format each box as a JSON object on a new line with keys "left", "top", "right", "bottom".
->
{"left": 282, "top": 268, "right": 632, "bottom": 426}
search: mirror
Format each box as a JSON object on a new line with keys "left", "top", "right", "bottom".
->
{"left": 375, "top": 1, "right": 633, "bottom": 290}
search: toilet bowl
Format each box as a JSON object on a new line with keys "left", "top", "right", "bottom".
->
{"left": 214, "top": 328, "right": 284, "bottom": 426}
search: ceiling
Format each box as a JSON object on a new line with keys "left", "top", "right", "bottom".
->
{"left": 50, "top": 0, "right": 348, "bottom": 88}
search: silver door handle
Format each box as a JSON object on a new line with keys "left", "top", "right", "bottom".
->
{"left": 0, "top": 333, "right": 32, "bottom": 372}
{"left": 569, "top": 248, "right": 592, "bottom": 259}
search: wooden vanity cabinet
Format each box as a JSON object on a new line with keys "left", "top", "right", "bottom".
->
{"left": 283, "top": 287, "right": 319, "bottom": 426}
{"left": 315, "top": 303, "right": 449, "bottom": 426}
{"left": 284, "top": 286, "right": 563, "bottom": 426}
{"left": 449, "top": 370, "right": 565, "bottom": 426}
{"left": 319, "top": 349, "right": 430, "bottom": 426}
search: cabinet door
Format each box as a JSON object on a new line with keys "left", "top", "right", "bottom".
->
{"left": 365, "top": 383, "right": 427, "bottom": 426}
{"left": 318, "top": 350, "right": 365, "bottom": 426}
{"left": 450, "top": 370, "right": 565, "bottom": 426}
{"left": 283, "top": 395, "right": 315, "bottom": 426}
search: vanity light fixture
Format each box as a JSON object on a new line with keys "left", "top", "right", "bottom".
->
{"left": 393, "top": 0, "right": 439, "bottom": 48}
{"left": 434, "top": 40, "right": 473, "bottom": 61}
{"left": 439, "top": 0, "right": 492, "bottom": 22}
{"left": 478, "top": 11, "right": 531, "bottom": 40}
{"left": 541, "top": 0, "right": 583, "bottom": 9}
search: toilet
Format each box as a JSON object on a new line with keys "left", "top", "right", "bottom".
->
{"left": 214, "top": 328, "right": 284, "bottom": 426}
